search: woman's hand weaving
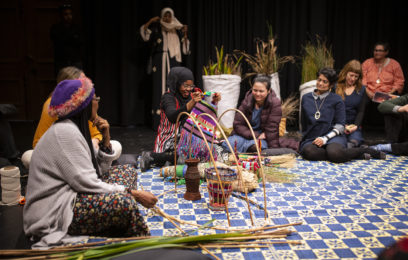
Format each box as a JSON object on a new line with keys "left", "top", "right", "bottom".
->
{"left": 130, "top": 190, "right": 158, "bottom": 208}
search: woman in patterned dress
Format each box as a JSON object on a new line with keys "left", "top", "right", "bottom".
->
{"left": 24, "top": 78, "right": 157, "bottom": 249}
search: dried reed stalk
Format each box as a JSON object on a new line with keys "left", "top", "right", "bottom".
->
{"left": 214, "top": 240, "right": 302, "bottom": 246}
{"left": 231, "top": 193, "right": 264, "bottom": 209}
{"left": 0, "top": 226, "right": 303, "bottom": 259}
{"left": 152, "top": 205, "right": 188, "bottom": 235}
{"left": 198, "top": 243, "right": 221, "bottom": 260}
{"left": 222, "top": 235, "right": 287, "bottom": 241}
{"left": 157, "top": 188, "right": 177, "bottom": 198}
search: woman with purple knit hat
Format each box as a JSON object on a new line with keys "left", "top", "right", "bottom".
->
{"left": 24, "top": 78, "right": 157, "bottom": 249}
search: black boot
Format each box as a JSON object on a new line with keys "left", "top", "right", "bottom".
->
{"left": 140, "top": 151, "right": 175, "bottom": 172}
{"left": 151, "top": 151, "right": 175, "bottom": 167}
{"left": 363, "top": 148, "right": 386, "bottom": 159}
{"left": 246, "top": 144, "right": 257, "bottom": 153}
{"left": 139, "top": 151, "right": 154, "bottom": 172}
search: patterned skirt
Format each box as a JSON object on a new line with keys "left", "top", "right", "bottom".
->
{"left": 101, "top": 164, "right": 138, "bottom": 189}
{"left": 68, "top": 164, "right": 149, "bottom": 237}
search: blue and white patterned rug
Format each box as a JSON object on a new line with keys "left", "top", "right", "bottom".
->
{"left": 135, "top": 155, "right": 408, "bottom": 259}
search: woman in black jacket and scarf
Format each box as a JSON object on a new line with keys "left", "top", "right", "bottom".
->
{"left": 140, "top": 67, "right": 201, "bottom": 171}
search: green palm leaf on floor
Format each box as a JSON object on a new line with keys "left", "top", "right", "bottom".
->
{"left": 64, "top": 230, "right": 249, "bottom": 259}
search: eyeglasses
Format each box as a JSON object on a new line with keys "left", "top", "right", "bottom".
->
{"left": 374, "top": 49, "right": 386, "bottom": 52}
{"left": 93, "top": 96, "right": 101, "bottom": 102}
{"left": 182, "top": 83, "right": 195, "bottom": 89}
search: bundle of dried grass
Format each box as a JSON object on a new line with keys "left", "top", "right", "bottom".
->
{"left": 236, "top": 24, "right": 294, "bottom": 77}
{"left": 237, "top": 38, "right": 294, "bottom": 77}
{"left": 301, "top": 36, "right": 334, "bottom": 84}
{"left": 281, "top": 95, "right": 299, "bottom": 122}
{"left": 264, "top": 154, "right": 297, "bottom": 168}
{"left": 263, "top": 166, "right": 297, "bottom": 183}
{"left": 279, "top": 94, "right": 300, "bottom": 136}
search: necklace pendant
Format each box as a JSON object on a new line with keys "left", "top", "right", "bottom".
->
{"left": 376, "top": 79, "right": 381, "bottom": 84}
{"left": 314, "top": 111, "right": 321, "bottom": 120}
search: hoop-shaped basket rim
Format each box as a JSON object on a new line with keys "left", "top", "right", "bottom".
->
{"left": 205, "top": 167, "right": 237, "bottom": 181}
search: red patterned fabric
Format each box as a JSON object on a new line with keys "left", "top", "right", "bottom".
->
{"left": 154, "top": 97, "right": 180, "bottom": 153}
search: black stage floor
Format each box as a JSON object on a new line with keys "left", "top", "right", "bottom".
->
{"left": 0, "top": 121, "right": 387, "bottom": 250}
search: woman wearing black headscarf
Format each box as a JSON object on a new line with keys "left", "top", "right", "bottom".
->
{"left": 140, "top": 67, "right": 201, "bottom": 171}
{"left": 154, "top": 67, "right": 202, "bottom": 152}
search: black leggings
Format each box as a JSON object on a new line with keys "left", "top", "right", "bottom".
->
{"left": 384, "top": 113, "right": 408, "bottom": 143}
{"left": 301, "top": 143, "right": 375, "bottom": 163}
{"left": 391, "top": 142, "right": 408, "bottom": 156}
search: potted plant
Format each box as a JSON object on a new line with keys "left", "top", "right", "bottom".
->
{"left": 236, "top": 25, "right": 296, "bottom": 135}
{"left": 236, "top": 25, "right": 295, "bottom": 100}
{"left": 299, "top": 36, "right": 334, "bottom": 129}
{"left": 299, "top": 36, "right": 334, "bottom": 97}
{"left": 202, "top": 46, "right": 243, "bottom": 131}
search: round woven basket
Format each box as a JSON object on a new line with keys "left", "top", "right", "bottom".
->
{"left": 205, "top": 167, "right": 237, "bottom": 211}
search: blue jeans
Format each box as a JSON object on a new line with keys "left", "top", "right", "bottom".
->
{"left": 221, "top": 135, "right": 268, "bottom": 153}
{"left": 346, "top": 128, "right": 363, "bottom": 146}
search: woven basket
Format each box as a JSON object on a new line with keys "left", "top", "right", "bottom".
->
{"left": 205, "top": 167, "right": 237, "bottom": 211}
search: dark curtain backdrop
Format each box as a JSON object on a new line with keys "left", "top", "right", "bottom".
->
{"left": 81, "top": 0, "right": 406, "bottom": 127}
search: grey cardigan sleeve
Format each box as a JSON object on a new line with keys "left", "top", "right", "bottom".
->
{"left": 56, "top": 124, "right": 125, "bottom": 193}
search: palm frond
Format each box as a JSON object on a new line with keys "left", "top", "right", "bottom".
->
{"left": 203, "top": 46, "right": 242, "bottom": 76}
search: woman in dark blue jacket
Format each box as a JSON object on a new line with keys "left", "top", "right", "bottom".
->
{"left": 333, "top": 60, "right": 368, "bottom": 148}
{"left": 300, "top": 68, "right": 385, "bottom": 163}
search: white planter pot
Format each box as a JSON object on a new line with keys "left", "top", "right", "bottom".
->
{"left": 269, "top": 72, "right": 281, "bottom": 100}
{"left": 298, "top": 80, "right": 317, "bottom": 131}
{"left": 299, "top": 80, "right": 317, "bottom": 98}
{"left": 202, "top": 74, "right": 241, "bottom": 129}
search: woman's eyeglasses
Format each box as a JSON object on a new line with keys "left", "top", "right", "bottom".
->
{"left": 374, "top": 49, "right": 386, "bottom": 52}
{"left": 182, "top": 83, "right": 195, "bottom": 89}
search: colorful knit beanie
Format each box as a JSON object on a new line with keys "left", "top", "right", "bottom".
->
{"left": 48, "top": 78, "right": 95, "bottom": 118}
